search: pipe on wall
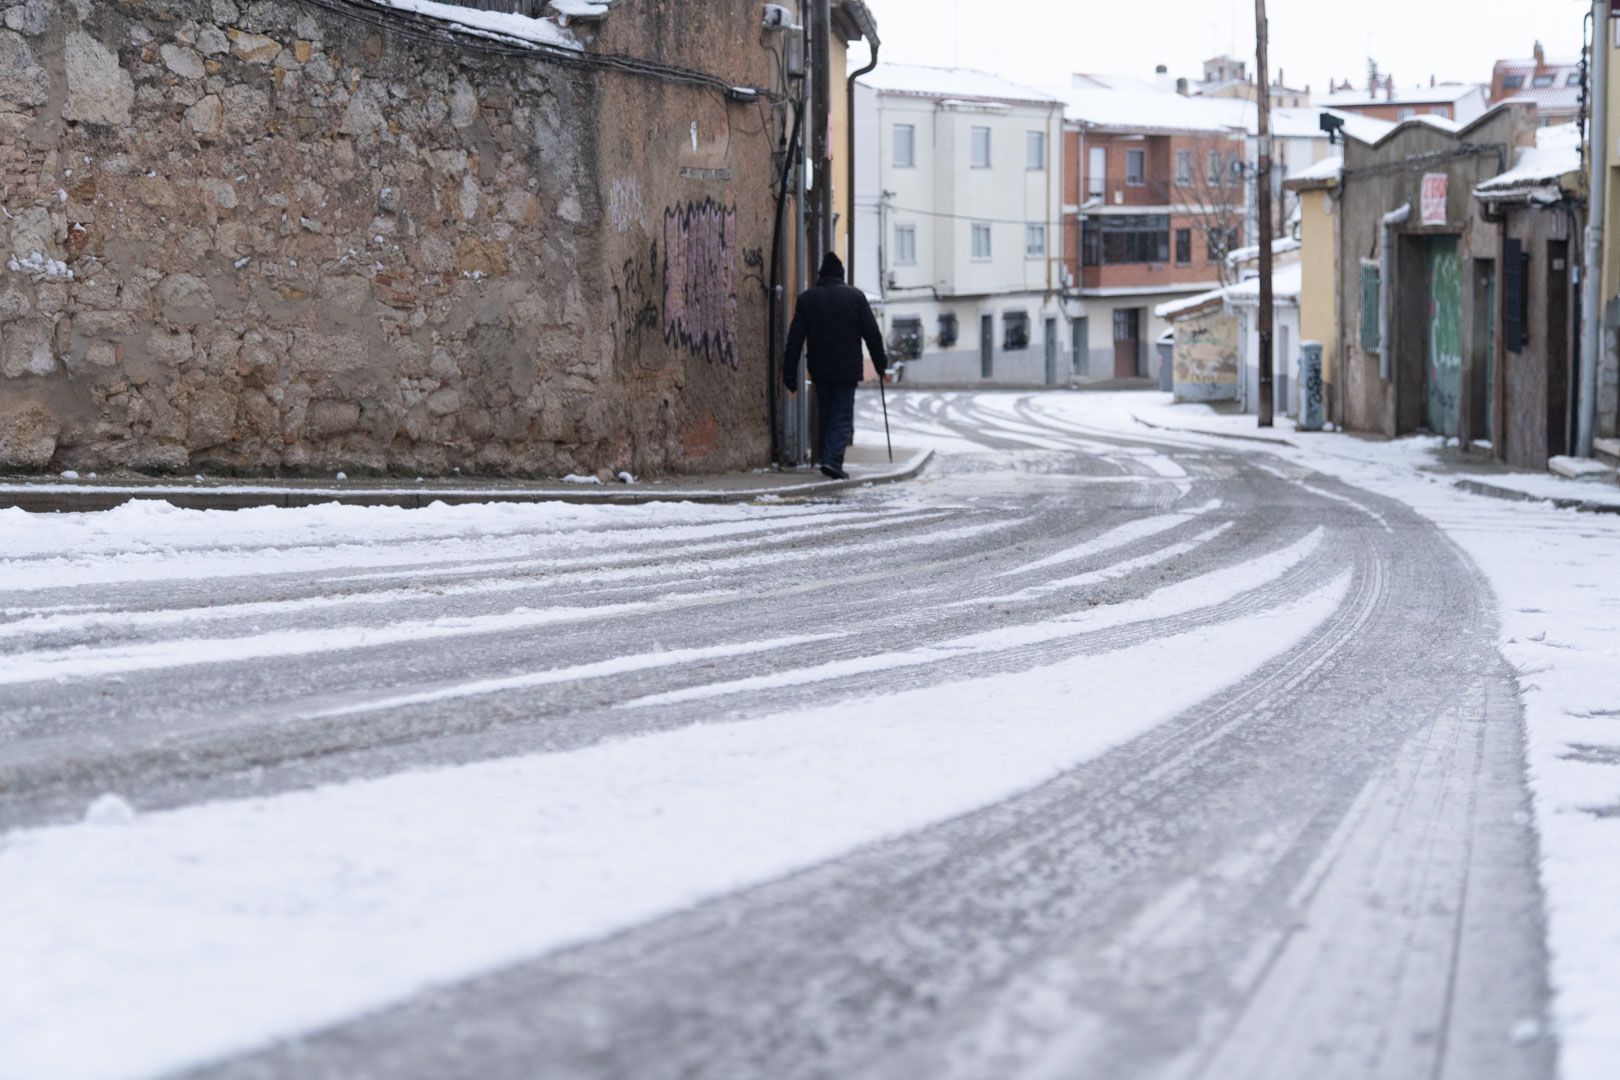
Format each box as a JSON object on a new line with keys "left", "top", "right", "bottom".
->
{"left": 1379, "top": 202, "right": 1412, "bottom": 383}
{"left": 844, "top": 19, "right": 879, "bottom": 284}
{"left": 1578, "top": 0, "right": 1608, "bottom": 456}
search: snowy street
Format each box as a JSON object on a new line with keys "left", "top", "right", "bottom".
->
{"left": 3, "top": 390, "right": 1617, "bottom": 1079}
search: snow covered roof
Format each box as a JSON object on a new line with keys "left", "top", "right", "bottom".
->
{"left": 1155, "top": 286, "right": 1225, "bottom": 319}
{"left": 1332, "top": 110, "right": 1397, "bottom": 144}
{"left": 1225, "top": 261, "right": 1304, "bottom": 304}
{"left": 367, "top": 0, "right": 580, "bottom": 49}
{"left": 1070, "top": 72, "right": 1159, "bottom": 93}
{"left": 1057, "top": 87, "right": 1248, "bottom": 133}
{"left": 1290, "top": 155, "right": 1343, "bottom": 184}
{"left": 1225, "top": 236, "right": 1301, "bottom": 269}
{"left": 1475, "top": 122, "right": 1584, "bottom": 199}
{"left": 861, "top": 63, "right": 1059, "bottom": 106}
{"left": 1320, "top": 82, "right": 1483, "bottom": 108}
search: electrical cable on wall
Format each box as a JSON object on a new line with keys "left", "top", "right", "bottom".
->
{"left": 303, "top": 0, "right": 783, "bottom": 105}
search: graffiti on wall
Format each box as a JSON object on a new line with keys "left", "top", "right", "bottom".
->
{"left": 662, "top": 199, "right": 740, "bottom": 369}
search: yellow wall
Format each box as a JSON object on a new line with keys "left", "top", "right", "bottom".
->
{"left": 829, "top": 34, "right": 851, "bottom": 266}
{"left": 1297, "top": 186, "right": 1339, "bottom": 392}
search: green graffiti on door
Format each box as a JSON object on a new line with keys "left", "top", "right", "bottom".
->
{"left": 1426, "top": 237, "right": 1462, "bottom": 437}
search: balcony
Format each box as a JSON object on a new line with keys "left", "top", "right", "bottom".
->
{"left": 1088, "top": 179, "right": 1172, "bottom": 208}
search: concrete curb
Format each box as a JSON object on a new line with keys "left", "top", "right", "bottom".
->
{"left": 1129, "top": 412, "right": 1299, "bottom": 448}
{"left": 1452, "top": 478, "right": 1620, "bottom": 516}
{"left": 0, "top": 451, "right": 934, "bottom": 514}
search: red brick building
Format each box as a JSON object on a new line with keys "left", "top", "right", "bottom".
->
{"left": 1060, "top": 86, "right": 1248, "bottom": 378}
{"left": 1489, "top": 42, "right": 1582, "bottom": 127}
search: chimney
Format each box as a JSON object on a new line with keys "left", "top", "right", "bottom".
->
{"left": 1276, "top": 67, "right": 1284, "bottom": 88}
{"left": 1155, "top": 64, "right": 1172, "bottom": 93}
{"left": 1385, "top": 75, "right": 1395, "bottom": 101}
{"left": 1533, "top": 40, "right": 1545, "bottom": 67}
{"left": 1176, "top": 77, "right": 1190, "bottom": 96}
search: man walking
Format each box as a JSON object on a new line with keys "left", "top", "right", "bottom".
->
{"left": 784, "top": 252, "right": 888, "bottom": 480}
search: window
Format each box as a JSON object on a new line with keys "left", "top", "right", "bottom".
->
{"left": 938, "top": 312, "right": 959, "bottom": 347}
{"left": 1003, "top": 311, "right": 1030, "bottom": 351}
{"left": 1125, "top": 148, "right": 1145, "bottom": 185}
{"left": 1175, "top": 149, "right": 1192, "bottom": 185}
{"left": 890, "top": 316, "right": 923, "bottom": 360}
{"left": 1567, "top": 72, "right": 1583, "bottom": 87}
{"left": 1081, "top": 214, "right": 1170, "bottom": 266}
{"left": 893, "top": 124, "right": 915, "bottom": 168}
{"left": 1531, "top": 73, "right": 1555, "bottom": 88}
{"left": 971, "top": 126, "right": 991, "bottom": 168}
{"left": 1175, "top": 227, "right": 1191, "bottom": 265}
{"left": 1025, "top": 224, "right": 1046, "bottom": 258}
{"left": 971, "top": 223, "right": 992, "bottom": 259}
{"left": 1026, "top": 130, "right": 1045, "bottom": 171}
{"left": 894, "top": 224, "right": 917, "bottom": 266}
{"left": 1429, "top": 106, "right": 1449, "bottom": 116}
{"left": 1398, "top": 107, "right": 1415, "bottom": 119}
{"left": 1502, "top": 73, "right": 1524, "bottom": 90}
{"left": 1359, "top": 262, "right": 1381, "bottom": 350}
{"left": 1207, "top": 150, "right": 1222, "bottom": 183}
{"left": 1087, "top": 146, "right": 1105, "bottom": 197}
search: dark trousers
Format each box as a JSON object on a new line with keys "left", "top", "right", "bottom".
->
{"left": 814, "top": 381, "right": 858, "bottom": 470}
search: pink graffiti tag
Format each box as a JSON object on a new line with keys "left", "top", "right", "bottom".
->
{"left": 662, "top": 200, "right": 740, "bottom": 369}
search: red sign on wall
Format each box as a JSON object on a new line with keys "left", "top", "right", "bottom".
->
{"left": 1420, "top": 173, "right": 1448, "bottom": 225}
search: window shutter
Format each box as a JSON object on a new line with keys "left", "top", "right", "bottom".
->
{"left": 1503, "top": 238, "right": 1527, "bottom": 353}
{"left": 1360, "top": 263, "right": 1380, "bottom": 351}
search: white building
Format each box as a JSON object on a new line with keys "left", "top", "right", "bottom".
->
{"left": 852, "top": 64, "right": 1067, "bottom": 385}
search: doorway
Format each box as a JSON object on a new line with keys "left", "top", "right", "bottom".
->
{"left": 1425, "top": 236, "right": 1462, "bottom": 437}
{"left": 1113, "top": 308, "right": 1141, "bottom": 379}
{"left": 980, "top": 315, "right": 994, "bottom": 379}
{"left": 1044, "top": 318, "right": 1058, "bottom": 385}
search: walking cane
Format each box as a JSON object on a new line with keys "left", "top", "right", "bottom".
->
{"left": 878, "top": 370, "right": 893, "bottom": 463}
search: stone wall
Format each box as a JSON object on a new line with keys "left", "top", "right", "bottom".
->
{"left": 0, "top": 0, "right": 775, "bottom": 476}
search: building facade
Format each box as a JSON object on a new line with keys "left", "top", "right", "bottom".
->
{"left": 853, "top": 65, "right": 1066, "bottom": 385}
{"left": 1335, "top": 104, "right": 1537, "bottom": 441}
{"left": 1060, "top": 85, "right": 1248, "bottom": 379}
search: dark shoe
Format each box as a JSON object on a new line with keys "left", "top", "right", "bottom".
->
{"left": 819, "top": 464, "right": 849, "bottom": 480}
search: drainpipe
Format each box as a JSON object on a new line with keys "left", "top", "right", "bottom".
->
{"left": 845, "top": 12, "right": 879, "bottom": 284}
{"left": 1578, "top": 0, "right": 1608, "bottom": 457}
{"left": 1379, "top": 202, "right": 1411, "bottom": 383}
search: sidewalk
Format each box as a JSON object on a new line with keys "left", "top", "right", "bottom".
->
{"left": 1126, "top": 401, "right": 1620, "bottom": 515}
{"left": 0, "top": 445, "right": 932, "bottom": 513}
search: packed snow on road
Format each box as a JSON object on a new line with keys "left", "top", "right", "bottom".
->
{"left": 1, "top": 391, "right": 1616, "bottom": 1080}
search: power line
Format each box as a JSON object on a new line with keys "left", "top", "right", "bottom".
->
{"left": 886, "top": 204, "right": 1058, "bottom": 226}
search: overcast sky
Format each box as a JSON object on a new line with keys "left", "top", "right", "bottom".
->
{"left": 858, "top": 0, "right": 1587, "bottom": 95}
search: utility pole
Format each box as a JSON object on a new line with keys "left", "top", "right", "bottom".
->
{"left": 1254, "top": 0, "right": 1274, "bottom": 427}
{"left": 1578, "top": 0, "right": 1608, "bottom": 457}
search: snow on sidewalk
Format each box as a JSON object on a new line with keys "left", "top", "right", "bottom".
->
{"left": 0, "top": 578, "right": 1347, "bottom": 1080}
{"left": 1032, "top": 392, "right": 1620, "bottom": 1080}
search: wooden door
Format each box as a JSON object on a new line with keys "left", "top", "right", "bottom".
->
{"left": 1113, "top": 308, "right": 1140, "bottom": 379}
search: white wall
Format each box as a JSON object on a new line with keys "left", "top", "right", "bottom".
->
{"left": 855, "top": 83, "right": 1068, "bottom": 384}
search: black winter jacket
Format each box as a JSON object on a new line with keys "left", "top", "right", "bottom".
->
{"left": 783, "top": 272, "right": 888, "bottom": 390}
